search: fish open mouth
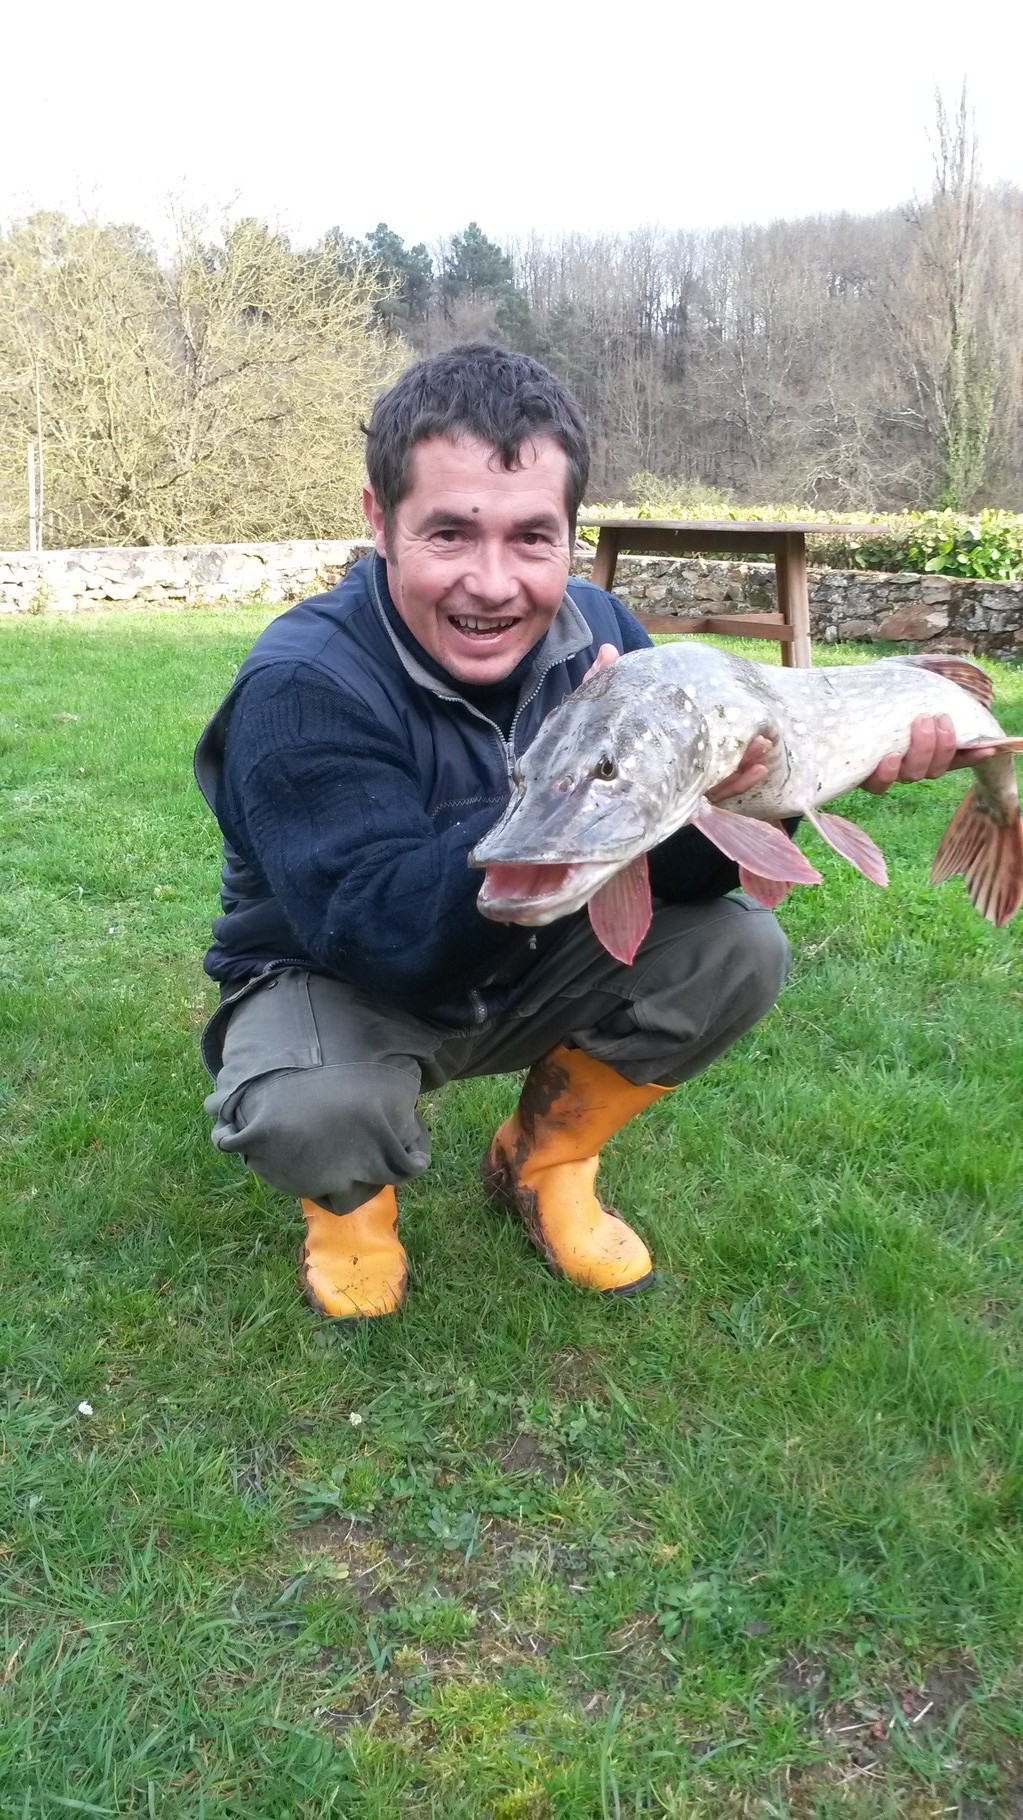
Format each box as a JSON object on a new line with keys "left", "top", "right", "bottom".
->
{"left": 478, "top": 854, "right": 656, "bottom": 964}
{"left": 477, "top": 860, "right": 610, "bottom": 923}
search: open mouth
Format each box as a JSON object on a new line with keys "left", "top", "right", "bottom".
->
{"left": 448, "top": 614, "right": 519, "bottom": 641}
{"left": 476, "top": 859, "right": 611, "bottom": 924}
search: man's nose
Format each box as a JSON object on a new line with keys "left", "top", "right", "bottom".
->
{"left": 464, "top": 543, "right": 518, "bottom": 607}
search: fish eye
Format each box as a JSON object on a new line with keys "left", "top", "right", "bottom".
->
{"left": 592, "top": 755, "right": 617, "bottom": 781}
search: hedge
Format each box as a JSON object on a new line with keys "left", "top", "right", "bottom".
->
{"left": 581, "top": 495, "right": 1023, "bottom": 583}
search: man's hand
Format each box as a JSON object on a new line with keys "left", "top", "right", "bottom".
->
{"left": 859, "top": 714, "right": 996, "bottom": 794}
{"left": 705, "top": 735, "right": 775, "bottom": 805}
{"left": 581, "top": 643, "right": 620, "bottom": 685}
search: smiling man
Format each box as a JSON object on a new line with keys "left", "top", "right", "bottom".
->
{"left": 195, "top": 344, "right": 963, "bottom": 1322}
{"left": 368, "top": 431, "right": 574, "bottom": 683}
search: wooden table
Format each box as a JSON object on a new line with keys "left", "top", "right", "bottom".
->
{"left": 580, "top": 516, "right": 883, "bottom": 668}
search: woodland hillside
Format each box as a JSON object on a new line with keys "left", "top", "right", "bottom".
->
{"left": 3, "top": 96, "right": 1021, "bottom": 550}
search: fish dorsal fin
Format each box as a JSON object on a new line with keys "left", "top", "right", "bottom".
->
{"left": 895, "top": 652, "right": 994, "bottom": 708}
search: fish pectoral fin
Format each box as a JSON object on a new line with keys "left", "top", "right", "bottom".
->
{"left": 587, "top": 854, "right": 652, "bottom": 965}
{"left": 692, "top": 803, "right": 823, "bottom": 885}
{"left": 804, "top": 808, "right": 889, "bottom": 887}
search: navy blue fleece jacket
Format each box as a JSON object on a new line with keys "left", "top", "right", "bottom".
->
{"left": 203, "top": 559, "right": 743, "bottom": 1021}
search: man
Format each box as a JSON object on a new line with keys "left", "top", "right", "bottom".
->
{"left": 195, "top": 343, "right": 964, "bottom": 1322}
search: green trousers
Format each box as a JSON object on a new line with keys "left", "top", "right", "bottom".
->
{"left": 202, "top": 896, "right": 789, "bottom": 1216}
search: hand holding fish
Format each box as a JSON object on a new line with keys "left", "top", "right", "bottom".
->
{"left": 472, "top": 646, "right": 1023, "bottom": 963}
{"left": 860, "top": 712, "right": 997, "bottom": 792}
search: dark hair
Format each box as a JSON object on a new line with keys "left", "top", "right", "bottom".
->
{"left": 364, "top": 343, "right": 590, "bottom": 531}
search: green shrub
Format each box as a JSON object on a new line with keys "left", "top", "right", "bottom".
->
{"left": 895, "top": 509, "right": 1023, "bottom": 581}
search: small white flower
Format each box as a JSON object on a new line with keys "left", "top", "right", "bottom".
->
{"left": 77, "top": 1401, "right": 94, "bottom": 1417}
{"left": 348, "top": 1412, "right": 363, "bottom": 1427}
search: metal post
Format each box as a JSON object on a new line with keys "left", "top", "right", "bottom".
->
{"left": 27, "top": 442, "right": 37, "bottom": 552}
{"left": 33, "top": 362, "right": 44, "bottom": 551}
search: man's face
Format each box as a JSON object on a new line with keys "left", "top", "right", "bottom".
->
{"left": 364, "top": 433, "right": 573, "bottom": 685}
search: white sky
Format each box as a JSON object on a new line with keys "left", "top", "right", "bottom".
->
{"left": 4, "top": 0, "right": 1021, "bottom": 251}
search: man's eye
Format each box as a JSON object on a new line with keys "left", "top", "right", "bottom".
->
{"left": 520, "top": 532, "right": 548, "bottom": 546}
{"left": 433, "top": 528, "right": 461, "bottom": 543}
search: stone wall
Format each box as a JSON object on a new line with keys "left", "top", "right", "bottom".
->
{"left": 0, "top": 540, "right": 370, "bottom": 615}
{"left": 573, "top": 554, "right": 1023, "bottom": 657}
{"left": 2, "top": 539, "right": 1022, "bottom": 655}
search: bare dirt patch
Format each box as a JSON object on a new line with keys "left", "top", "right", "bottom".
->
{"left": 811, "top": 1653, "right": 981, "bottom": 1771}
{"left": 291, "top": 1518, "right": 557, "bottom": 1682}
{"left": 777, "top": 1651, "right": 831, "bottom": 1709}
{"left": 497, "top": 1430, "right": 565, "bottom": 1481}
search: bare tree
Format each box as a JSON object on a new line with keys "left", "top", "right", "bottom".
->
{"left": 0, "top": 212, "right": 404, "bottom": 548}
{"left": 887, "top": 87, "right": 997, "bottom": 508}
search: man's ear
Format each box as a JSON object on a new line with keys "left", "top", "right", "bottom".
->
{"left": 363, "top": 485, "right": 388, "bottom": 558}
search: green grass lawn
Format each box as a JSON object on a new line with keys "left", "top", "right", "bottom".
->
{"left": 2, "top": 608, "right": 1023, "bottom": 1819}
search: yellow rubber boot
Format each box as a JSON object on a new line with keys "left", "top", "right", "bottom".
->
{"left": 482, "top": 1044, "right": 670, "bottom": 1295}
{"left": 299, "top": 1187, "right": 407, "bottom": 1321}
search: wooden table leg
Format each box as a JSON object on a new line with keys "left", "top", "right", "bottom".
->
{"left": 589, "top": 526, "right": 620, "bottom": 593}
{"left": 775, "top": 533, "right": 813, "bottom": 667}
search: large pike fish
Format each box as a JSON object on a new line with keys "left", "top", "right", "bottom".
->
{"left": 470, "top": 647, "right": 1023, "bottom": 964}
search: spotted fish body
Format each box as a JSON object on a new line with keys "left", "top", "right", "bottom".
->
{"left": 471, "top": 645, "right": 1023, "bottom": 962}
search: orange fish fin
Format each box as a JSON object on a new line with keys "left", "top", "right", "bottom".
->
{"left": 804, "top": 808, "right": 889, "bottom": 887}
{"left": 931, "top": 788, "right": 1023, "bottom": 926}
{"left": 587, "top": 854, "right": 652, "bottom": 964}
{"left": 693, "top": 803, "right": 822, "bottom": 886}
{"left": 956, "top": 736, "right": 1023, "bottom": 754}
{"left": 738, "top": 867, "right": 794, "bottom": 909}
{"left": 896, "top": 652, "right": 994, "bottom": 708}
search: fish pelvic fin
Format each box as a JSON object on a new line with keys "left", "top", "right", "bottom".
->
{"left": 738, "top": 868, "right": 794, "bottom": 910}
{"left": 692, "top": 803, "right": 823, "bottom": 888}
{"left": 587, "top": 854, "right": 652, "bottom": 964}
{"left": 804, "top": 808, "right": 889, "bottom": 887}
{"left": 895, "top": 652, "right": 994, "bottom": 708}
{"left": 931, "top": 786, "right": 1023, "bottom": 926}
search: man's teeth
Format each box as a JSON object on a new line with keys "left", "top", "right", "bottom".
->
{"left": 451, "top": 616, "right": 516, "bottom": 633}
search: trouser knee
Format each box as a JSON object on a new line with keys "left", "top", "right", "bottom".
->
{"left": 205, "top": 1060, "right": 428, "bottom": 1216}
{"left": 728, "top": 903, "right": 791, "bottom": 1025}
{"left": 685, "top": 900, "right": 791, "bottom": 1050}
{"left": 597, "top": 900, "right": 791, "bottom": 1087}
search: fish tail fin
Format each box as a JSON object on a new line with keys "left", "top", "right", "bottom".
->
{"left": 931, "top": 787, "right": 1023, "bottom": 926}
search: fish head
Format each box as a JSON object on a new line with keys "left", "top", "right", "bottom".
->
{"left": 470, "top": 666, "right": 712, "bottom": 924}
